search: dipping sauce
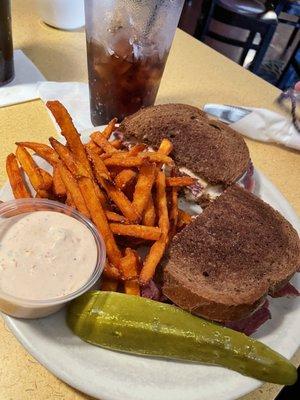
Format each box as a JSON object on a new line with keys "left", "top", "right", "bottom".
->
{"left": 0, "top": 211, "right": 98, "bottom": 300}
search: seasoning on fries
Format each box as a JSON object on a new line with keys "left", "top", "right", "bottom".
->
{"left": 158, "top": 138, "right": 173, "bottom": 155}
{"left": 132, "top": 161, "right": 156, "bottom": 218}
{"left": 46, "top": 101, "right": 92, "bottom": 175}
{"left": 103, "top": 261, "right": 121, "bottom": 280}
{"left": 101, "top": 178, "right": 140, "bottom": 223}
{"left": 121, "top": 248, "right": 140, "bottom": 296}
{"left": 78, "top": 176, "right": 122, "bottom": 270}
{"left": 102, "top": 117, "right": 117, "bottom": 139}
{"left": 110, "top": 223, "right": 162, "bottom": 241}
{"left": 139, "top": 171, "right": 169, "bottom": 285}
{"left": 166, "top": 176, "right": 196, "bottom": 187}
{"left": 53, "top": 166, "right": 67, "bottom": 197}
{"left": 39, "top": 168, "right": 53, "bottom": 190}
{"left": 5, "top": 102, "right": 196, "bottom": 299}
{"left": 49, "top": 137, "right": 89, "bottom": 178}
{"left": 142, "top": 194, "right": 156, "bottom": 227}
{"left": 6, "top": 153, "right": 31, "bottom": 199}
{"left": 128, "top": 143, "right": 147, "bottom": 156}
{"left": 57, "top": 162, "right": 90, "bottom": 219}
{"left": 177, "top": 209, "right": 193, "bottom": 231}
{"left": 110, "top": 139, "right": 123, "bottom": 150}
{"left": 16, "top": 142, "right": 59, "bottom": 166}
{"left": 91, "top": 132, "right": 119, "bottom": 155}
{"left": 16, "top": 145, "right": 46, "bottom": 191}
{"left": 169, "top": 187, "right": 179, "bottom": 238}
{"left": 114, "top": 169, "right": 137, "bottom": 190}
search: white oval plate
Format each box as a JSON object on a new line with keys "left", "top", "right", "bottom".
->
{"left": 0, "top": 169, "right": 299, "bottom": 400}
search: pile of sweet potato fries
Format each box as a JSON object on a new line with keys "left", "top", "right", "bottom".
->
{"left": 6, "top": 101, "right": 195, "bottom": 296}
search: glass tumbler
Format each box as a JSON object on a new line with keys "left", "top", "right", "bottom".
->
{"left": 0, "top": 0, "right": 14, "bottom": 86}
{"left": 84, "top": 0, "right": 184, "bottom": 125}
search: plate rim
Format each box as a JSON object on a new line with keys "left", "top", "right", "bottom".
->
{"left": 1, "top": 168, "right": 300, "bottom": 400}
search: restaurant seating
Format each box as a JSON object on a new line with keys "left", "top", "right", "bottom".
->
{"left": 277, "top": 38, "right": 300, "bottom": 89}
{"left": 195, "top": 0, "right": 278, "bottom": 73}
{"left": 275, "top": 0, "right": 300, "bottom": 55}
{"left": 274, "top": 0, "right": 300, "bottom": 88}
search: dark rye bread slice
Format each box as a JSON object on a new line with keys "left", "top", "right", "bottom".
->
{"left": 162, "top": 185, "right": 300, "bottom": 322}
{"left": 119, "top": 103, "right": 250, "bottom": 185}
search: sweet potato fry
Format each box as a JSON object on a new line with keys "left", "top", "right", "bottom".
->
{"left": 139, "top": 238, "right": 166, "bottom": 285}
{"left": 103, "top": 261, "right": 121, "bottom": 280}
{"left": 51, "top": 137, "right": 107, "bottom": 204}
{"left": 110, "top": 223, "right": 161, "bottom": 241}
{"left": 85, "top": 141, "right": 103, "bottom": 157}
{"left": 100, "top": 278, "right": 118, "bottom": 292}
{"left": 158, "top": 138, "right": 173, "bottom": 155}
{"left": 166, "top": 176, "right": 196, "bottom": 187}
{"left": 111, "top": 139, "right": 123, "bottom": 150}
{"left": 132, "top": 161, "right": 156, "bottom": 217}
{"left": 86, "top": 145, "right": 110, "bottom": 180}
{"left": 85, "top": 146, "right": 111, "bottom": 206}
{"left": 35, "top": 189, "right": 52, "bottom": 198}
{"left": 139, "top": 171, "right": 169, "bottom": 284}
{"left": 142, "top": 194, "right": 156, "bottom": 226}
{"left": 49, "top": 137, "right": 89, "bottom": 178}
{"left": 53, "top": 166, "right": 67, "bottom": 197}
{"left": 128, "top": 143, "right": 147, "bottom": 156}
{"left": 66, "top": 191, "right": 75, "bottom": 207}
{"left": 100, "top": 153, "right": 113, "bottom": 161}
{"left": 121, "top": 248, "right": 138, "bottom": 280}
{"left": 102, "top": 117, "right": 117, "bottom": 140}
{"left": 94, "top": 184, "right": 107, "bottom": 207}
{"left": 138, "top": 152, "right": 174, "bottom": 165}
{"left": 78, "top": 176, "right": 122, "bottom": 269}
{"left": 104, "top": 152, "right": 174, "bottom": 166}
{"left": 124, "top": 280, "right": 140, "bottom": 296}
{"left": 132, "top": 248, "right": 143, "bottom": 272}
{"left": 91, "top": 132, "right": 119, "bottom": 154}
{"left": 114, "top": 169, "right": 137, "bottom": 190}
{"left": 101, "top": 178, "right": 140, "bottom": 223}
{"left": 16, "top": 142, "right": 59, "bottom": 166}
{"left": 103, "top": 155, "right": 147, "bottom": 168}
{"left": 57, "top": 163, "right": 90, "bottom": 218}
{"left": 6, "top": 154, "right": 31, "bottom": 199}
{"left": 46, "top": 101, "right": 92, "bottom": 174}
{"left": 169, "top": 187, "right": 179, "bottom": 238}
{"left": 156, "top": 171, "right": 170, "bottom": 236}
{"left": 105, "top": 210, "right": 127, "bottom": 223}
{"left": 177, "top": 209, "right": 193, "bottom": 231}
{"left": 121, "top": 248, "right": 140, "bottom": 295}
{"left": 16, "top": 145, "right": 46, "bottom": 191}
{"left": 39, "top": 168, "right": 53, "bottom": 190}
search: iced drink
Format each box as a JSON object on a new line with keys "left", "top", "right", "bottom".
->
{"left": 84, "top": 0, "right": 184, "bottom": 125}
{"left": 0, "top": 0, "right": 14, "bottom": 85}
{"left": 86, "top": 37, "right": 169, "bottom": 124}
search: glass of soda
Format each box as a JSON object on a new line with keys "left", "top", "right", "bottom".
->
{"left": 0, "top": 0, "right": 14, "bottom": 86}
{"left": 84, "top": 0, "right": 184, "bottom": 125}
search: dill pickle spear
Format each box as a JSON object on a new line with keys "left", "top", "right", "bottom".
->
{"left": 66, "top": 291, "right": 297, "bottom": 385}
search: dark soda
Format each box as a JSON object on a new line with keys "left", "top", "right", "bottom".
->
{"left": 0, "top": 0, "right": 14, "bottom": 85}
{"left": 86, "top": 37, "right": 168, "bottom": 125}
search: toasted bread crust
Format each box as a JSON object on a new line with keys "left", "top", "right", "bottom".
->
{"left": 162, "top": 185, "right": 300, "bottom": 322}
{"left": 120, "top": 104, "right": 250, "bottom": 185}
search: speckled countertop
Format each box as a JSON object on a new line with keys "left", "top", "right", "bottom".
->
{"left": 0, "top": 1, "right": 299, "bottom": 399}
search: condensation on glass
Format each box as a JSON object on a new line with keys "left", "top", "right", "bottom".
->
{"left": 0, "top": 0, "right": 14, "bottom": 86}
{"left": 84, "top": 0, "right": 184, "bottom": 125}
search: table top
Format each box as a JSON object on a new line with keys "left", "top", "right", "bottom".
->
{"left": 0, "top": 1, "right": 299, "bottom": 399}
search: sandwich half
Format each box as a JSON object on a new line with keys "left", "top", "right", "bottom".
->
{"left": 162, "top": 185, "right": 300, "bottom": 323}
{"left": 119, "top": 104, "right": 254, "bottom": 204}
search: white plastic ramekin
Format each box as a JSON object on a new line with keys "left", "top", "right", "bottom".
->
{"left": 0, "top": 198, "right": 106, "bottom": 319}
